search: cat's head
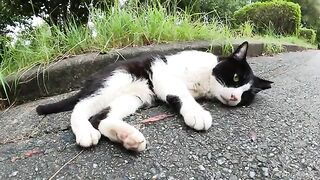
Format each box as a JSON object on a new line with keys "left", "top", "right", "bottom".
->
{"left": 212, "top": 41, "right": 273, "bottom": 106}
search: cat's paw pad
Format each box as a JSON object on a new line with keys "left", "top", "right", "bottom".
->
{"left": 183, "top": 108, "right": 212, "bottom": 130}
{"left": 117, "top": 130, "right": 147, "bottom": 152}
{"left": 75, "top": 126, "right": 101, "bottom": 147}
{"left": 99, "top": 120, "right": 147, "bottom": 152}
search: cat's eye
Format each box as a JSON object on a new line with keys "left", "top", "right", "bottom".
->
{"left": 233, "top": 74, "right": 239, "bottom": 82}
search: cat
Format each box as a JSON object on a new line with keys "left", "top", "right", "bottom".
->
{"left": 36, "top": 41, "right": 273, "bottom": 152}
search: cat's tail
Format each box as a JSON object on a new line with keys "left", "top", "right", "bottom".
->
{"left": 36, "top": 93, "right": 80, "bottom": 115}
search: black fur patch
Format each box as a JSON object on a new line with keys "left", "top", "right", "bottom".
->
{"left": 122, "top": 57, "right": 154, "bottom": 91}
{"left": 213, "top": 57, "right": 253, "bottom": 88}
{"left": 77, "top": 63, "right": 120, "bottom": 99}
{"left": 89, "top": 107, "right": 110, "bottom": 129}
{"left": 36, "top": 94, "right": 80, "bottom": 115}
{"left": 166, "top": 95, "right": 182, "bottom": 112}
{"left": 121, "top": 54, "right": 167, "bottom": 92}
{"left": 238, "top": 90, "right": 255, "bottom": 106}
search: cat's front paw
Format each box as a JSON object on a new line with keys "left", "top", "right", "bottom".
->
{"left": 72, "top": 125, "right": 101, "bottom": 147}
{"left": 182, "top": 107, "right": 212, "bottom": 130}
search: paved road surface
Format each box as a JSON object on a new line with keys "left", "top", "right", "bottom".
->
{"left": 0, "top": 50, "right": 319, "bottom": 179}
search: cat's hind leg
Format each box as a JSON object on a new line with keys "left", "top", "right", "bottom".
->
{"left": 97, "top": 95, "right": 149, "bottom": 152}
{"left": 71, "top": 71, "right": 140, "bottom": 147}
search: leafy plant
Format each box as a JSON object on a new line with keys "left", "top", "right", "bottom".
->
{"left": 222, "top": 42, "right": 234, "bottom": 56}
{"left": 299, "top": 27, "right": 316, "bottom": 44}
{"left": 234, "top": 0, "right": 301, "bottom": 35}
{"left": 263, "top": 43, "right": 284, "bottom": 55}
{"left": 237, "top": 21, "right": 254, "bottom": 37}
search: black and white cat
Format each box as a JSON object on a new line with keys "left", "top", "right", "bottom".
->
{"left": 36, "top": 41, "right": 273, "bottom": 152}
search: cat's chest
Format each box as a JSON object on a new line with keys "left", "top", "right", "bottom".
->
{"left": 165, "top": 53, "right": 217, "bottom": 98}
{"left": 177, "top": 67, "right": 213, "bottom": 98}
{"left": 186, "top": 77, "right": 212, "bottom": 98}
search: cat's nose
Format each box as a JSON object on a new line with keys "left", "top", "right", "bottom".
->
{"left": 230, "top": 94, "right": 238, "bottom": 101}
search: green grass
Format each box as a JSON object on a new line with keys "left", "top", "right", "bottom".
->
{"left": 0, "top": 5, "right": 316, "bottom": 88}
{"left": 263, "top": 43, "right": 285, "bottom": 55}
{"left": 257, "top": 35, "right": 316, "bottom": 48}
{"left": 0, "top": 6, "right": 235, "bottom": 77}
{"left": 222, "top": 42, "right": 234, "bottom": 56}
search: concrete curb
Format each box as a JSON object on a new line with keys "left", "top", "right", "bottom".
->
{"left": 0, "top": 40, "right": 312, "bottom": 106}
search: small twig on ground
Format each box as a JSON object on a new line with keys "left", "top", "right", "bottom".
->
{"left": 141, "top": 114, "right": 174, "bottom": 124}
{"left": 48, "top": 150, "right": 84, "bottom": 180}
{"left": 24, "top": 148, "right": 43, "bottom": 157}
{"left": 1, "top": 100, "right": 16, "bottom": 115}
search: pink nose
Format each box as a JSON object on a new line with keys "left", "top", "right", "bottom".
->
{"left": 230, "top": 94, "right": 238, "bottom": 101}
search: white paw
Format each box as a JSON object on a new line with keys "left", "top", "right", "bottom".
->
{"left": 118, "top": 129, "right": 147, "bottom": 152}
{"left": 72, "top": 125, "right": 101, "bottom": 147}
{"left": 99, "top": 120, "right": 146, "bottom": 152}
{"left": 183, "top": 107, "right": 212, "bottom": 130}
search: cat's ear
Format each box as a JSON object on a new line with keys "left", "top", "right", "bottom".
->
{"left": 232, "top": 41, "right": 249, "bottom": 61}
{"left": 252, "top": 76, "right": 273, "bottom": 93}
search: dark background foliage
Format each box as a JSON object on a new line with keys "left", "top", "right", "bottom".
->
{"left": 0, "top": 0, "right": 319, "bottom": 42}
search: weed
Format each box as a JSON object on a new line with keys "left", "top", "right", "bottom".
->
{"left": 263, "top": 43, "right": 284, "bottom": 55}
{"left": 238, "top": 21, "right": 254, "bottom": 37}
{"left": 0, "top": 70, "right": 9, "bottom": 103}
{"left": 222, "top": 42, "right": 234, "bottom": 56}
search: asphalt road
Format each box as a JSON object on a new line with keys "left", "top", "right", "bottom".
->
{"left": 0, "top": 50, "right": 319, "bottom": 179}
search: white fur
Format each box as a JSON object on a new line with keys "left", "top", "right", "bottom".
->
{"left": 151, "top": 51, "right": 216, "bottom": 130}
{"left": 215, "top": 82, "right": 252, "bottom": 106}
{"left": 160, "top": 51, "right": 218, "bottom": 98}
{"left": 70, "top": 50, "right": 252, "bottom": 150}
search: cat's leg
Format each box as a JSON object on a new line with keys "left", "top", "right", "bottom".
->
{"left": 71, "top": 94, "right": 111, "bottom": 147}
{"left": 153, "top": 77, "right": 212, "bottom": 131}
{"left": 97, "top": 95, "right": 148, "bottom": 152}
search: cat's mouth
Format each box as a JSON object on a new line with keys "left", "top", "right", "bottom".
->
{"left": 220, "top": 95, "right": 240, "bottom": 107}
{"left": 219, "top": 95, "right": 229, "bottom": 104}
